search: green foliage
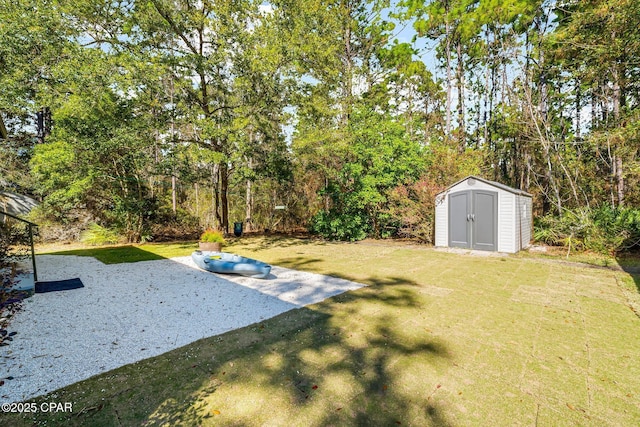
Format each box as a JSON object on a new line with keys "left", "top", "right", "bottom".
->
{"left": 80, "top": 224, "right": 121, "bottom": 246}
{"left": 308, "top": 106, "right": 426, "bottom": 241}
{"left": 534, "top": 206, "right": 640, "bottom": 254}
{"left": 3, "top": 0, "right": 640, "bottom": 248}
{"left": 149, "top": 208, "right": 200, "bottom": 242}
{"left": 0, "top": 0, "right": 75, "bottom": 115}
{"left": 30, "top": 63, "right": 159, "bottom": 242}
{"left": 30, "top": 140, "right": 93, "bottom": 220}
{"left": 199, "top": 229, "right": 226, "bottom": 244}
{"left": 310, "top": 209, "right": 369, "bottom": 242}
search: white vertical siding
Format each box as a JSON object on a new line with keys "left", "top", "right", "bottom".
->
{"left": 498, "top": 192, "right": 515, "bottom": 253}
{"left": 434, "top": 193, "right": 448, "bottom": 247}
{"left": 517, "top": 195, "right": 532, "bottom": 249}
{"left": 526, "top": 197, "right": 533, "bottom": 247}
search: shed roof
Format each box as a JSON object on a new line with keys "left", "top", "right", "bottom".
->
{"left": 437, "top": 175, "right": 532, "bottom": 197}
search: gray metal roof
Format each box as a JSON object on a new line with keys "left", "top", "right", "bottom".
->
{"left": 437, "top": 175, "right": 533, "bottom": 197}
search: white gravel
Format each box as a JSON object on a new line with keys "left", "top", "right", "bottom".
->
{"left": 1, "top": 254, "right": 364, "bottom": 403}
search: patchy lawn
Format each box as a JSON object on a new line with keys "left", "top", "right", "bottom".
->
{"left": 4, "top": 238, "right": 640, "bottom": 426}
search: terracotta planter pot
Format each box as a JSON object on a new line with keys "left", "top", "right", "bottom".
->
{"left": 199, "top": 242, "right": 222, "bottom": 252}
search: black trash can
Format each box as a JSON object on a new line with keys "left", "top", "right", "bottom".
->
{"left": 233, "top": 222, "right": 243, "bottom": 237}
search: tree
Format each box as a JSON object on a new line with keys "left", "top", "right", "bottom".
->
{"left": 310, "top": 105, "right": 426, "bottom": 240}
{"left": 286, "top": 0, "right": 439, "bottom": 239}
{"left": 400, "top": 0, "right": 482, "bottom": 150}
{"left": 546, "top": 0, "right": 640, "bottom": 207}
{"left": 30, "top": 46, "right": 159, "bottom": 240}
{"left": 0, "top": 0, "right": 76, "bottom": 193}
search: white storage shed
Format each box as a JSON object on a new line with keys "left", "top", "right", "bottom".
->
{"left": 434, "top": 176, "right": 532, "bottom": 253}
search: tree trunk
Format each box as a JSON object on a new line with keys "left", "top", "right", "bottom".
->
{"left": 575, "top": 79, "right": 581, "bottom": 140}
{"left": 245, "top": 133, "right": 254, "bottom": 232}
{"left": 212, "top": 163, "right": 222, "bottom": 229}
{"left": 611, "top": 55, "right": 625, "bottom": 207}
{"left": 522, "top": 61, "right": 562, "bottom": 215}
{"left": 324, "top": 177, "right": 330, "bottom": 212}
{"left": 456, "top": 40, "right": 465, "bottom": 153}
{"left": 245, "top": 178, "right": 253, "bottom": 233}
{"left": 615, "top": 155, "right": 624, "bottom": 207}
{"left": 445, "top": 19, "right": 452, "bottom": 140}
{"left": 520, "top": 152, "right": 532, "bottom": 193}
{"left": 542, "top": 136, "right": 562, "bottom": 216}
{"left": 195, "top": 182, "right": 199, "bottom": 218}
{"left": 171, "top": 174, "right": 177, "bottom": 216}
{"left": 341, "top": 0, "right": 353, "bottom": 126}
{"left": 220, "top": 163, "right": 229, "bottom": 235}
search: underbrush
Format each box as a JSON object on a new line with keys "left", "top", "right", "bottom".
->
{"left": 79, "top": 223, "right": 121, "bottom": 245}
{"left": 534, "top": 205, "right": 640, "bottom": 255}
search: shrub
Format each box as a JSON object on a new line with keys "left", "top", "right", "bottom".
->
{"left": 199, "top": 229, "right": 226, "bottom": 244}
{"left": 150, "top": 208, "right": 200, "bottom": 242}
{"left": 534, "top": 205, "right": 640, "bottom": 254}
{"left": 309, "top": 209, "right": 369, "bottom": 241}
{"left": 28, "top": 206, "right": 92, "bottom": 242}
{"left": 80, "top": 223, "right": 121, "bottom": 246}
{"left": 386, "top": 178, "right": 446, "bottom": 243}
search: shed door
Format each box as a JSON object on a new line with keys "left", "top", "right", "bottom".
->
{"left": 448, "top": 190, "right": 497, "bottom": 251}
{"left": 472, "top": 190, "right": 497, "bottom": 251}
{"left": 448, "top": 191, "right": 471, "bottom": 248}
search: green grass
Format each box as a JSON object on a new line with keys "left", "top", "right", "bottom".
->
{"left": 41, "top": 241, "right": 198, "bottom": 264}
{"left": 5, "top": 237, "right": 640, "bottom": 426}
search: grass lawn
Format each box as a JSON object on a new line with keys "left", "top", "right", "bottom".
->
{"left": 4, "top": 237, "right": 640, "bottom": 426}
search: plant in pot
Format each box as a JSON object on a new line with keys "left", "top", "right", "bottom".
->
{"left": 199, "top": 229, "right": 226, "bottom": 252}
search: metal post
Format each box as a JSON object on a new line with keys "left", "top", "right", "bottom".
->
{"left": 29, "top": 224, "right": 37, "bottom": 282}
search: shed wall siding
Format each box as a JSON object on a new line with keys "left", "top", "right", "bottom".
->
{"left": 526, "top": 197, "right": 532, "bottom": 247}
{"left": 498, "top": 192, "right": 515, "bottom": 253}
{"left": 517, "top": 195, "right": 532, "bottom": 249}
{"left": 434, "top": 194, "right": 448, "bottom": 247}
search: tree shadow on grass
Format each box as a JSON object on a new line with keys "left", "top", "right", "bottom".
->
{"left": 230, "top": 235, "right": 326, "bottom": 253}
{"left": 629, "top": 273, "right": 640, "bottom": 293}
{"left": 270, "top": 256, "right": 325, "bottom": 271}
{"left": 11, "top": 273, "right": 454, "bottom": 427}
{"left": 154, "top": 276, "right": 453, "bottom": 426}
{"left": 615, "top": 251, "right": 640, "bottom": 317}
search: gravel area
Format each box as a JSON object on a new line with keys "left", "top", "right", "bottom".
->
{"left": 1, "top": 254, "right": 364, "bottom": 403}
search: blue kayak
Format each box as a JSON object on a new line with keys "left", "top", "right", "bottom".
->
{"left": 191, "top": 250, "right": 271, "bottom": 279}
